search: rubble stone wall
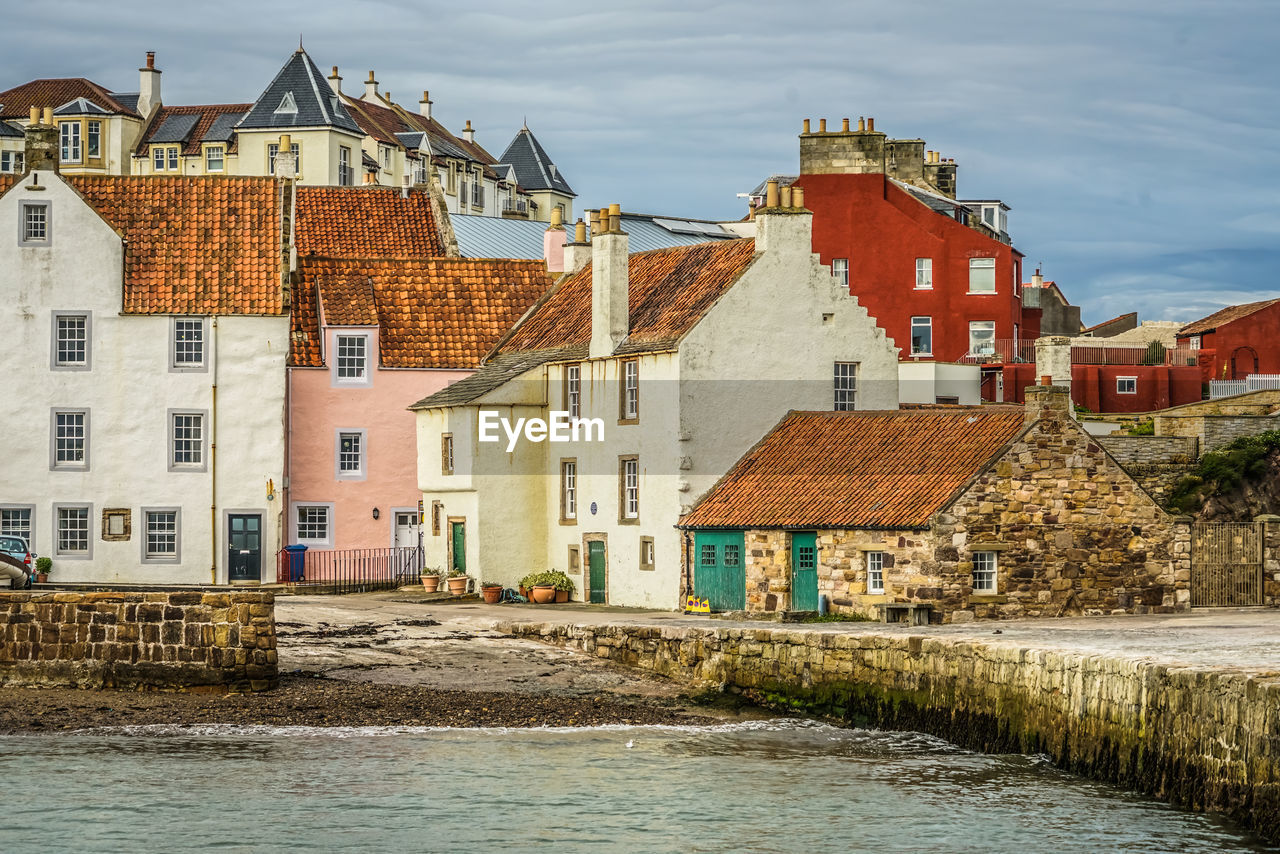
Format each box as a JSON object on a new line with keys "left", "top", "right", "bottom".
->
{"left": 0, "top": 591, "right": 277, "bottom": 692}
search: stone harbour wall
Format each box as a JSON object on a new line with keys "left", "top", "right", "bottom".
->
{"left": 502, "top": 619, "right": 1280, "bottom": 845}
{"left": 0, "top": 591, "right": 278, "bottom": 692}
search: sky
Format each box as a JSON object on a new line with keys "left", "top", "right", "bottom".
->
{"left": 4, "top": 0, "right": 1277, "bottom": 326}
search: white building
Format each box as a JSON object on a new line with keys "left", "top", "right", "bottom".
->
{"left": 410, "top": 197, "right": 900, "bottom": 608}
{"left": 0, "top": 127, "right": 288, "bottom": 584}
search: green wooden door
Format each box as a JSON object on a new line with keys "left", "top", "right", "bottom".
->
{"left": 588, "top": 541, "right": 606, "bottom": 604}
{"left": 450, "top": 522, "right": 465, "bottom": 573}
{"left": 693, "top": 531, "right": 745, "bottom": 612}
{"left": 791, "top": 532, "right": 819, "bottom": 611}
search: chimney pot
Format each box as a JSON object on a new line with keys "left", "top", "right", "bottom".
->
{"left": 793, "top": 185, "right": 805, "bottom": 208}
{"left": 1041, "top": 375, "right": 1052, "bottom": 386}
{"left": 28, "top": 105, "right": 38, "bottom": 125}
{"left": 857, "top": 116, "right": 865, "bottom": 132}
{"left": 367, "top": 70, "right": 375, "bottom": 82}
{"left": 41, "top": 107, "right": 52, "bottom": 127}
{"left": 574, "top": 218, "right": 586, "bottom": 243}
{"left": 780, "top": 186, "right": 793, "bottom": 207}
{"left": 146, "top": 51, "right": 156, "bottom": 70}
{"left": 550, "top": 206, "right": 562, "bottom": 228}
{"left": 819, "top": 118, "right": 827, "bottom": 133}
{"left": 841, "top": 117, "right": 850, "bottom": 132}
{"left": 765, "top": 179, "right": 779, "bottom": 208}
{"left": 867, "top": 117, "right": 875, "bottom": 132}
{"left": 802, "top": 118, "right": 810, "bottom": 133}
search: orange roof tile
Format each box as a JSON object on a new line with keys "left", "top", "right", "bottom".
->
{"left": 68, "top": 175, "right": 283, "bottom": 315}
{"left": 136, "top": 103, "right": 251, "bottom": 156}
{"left": 1179, "top": 298, "right": 1280, "bottom": 337}
{"left": 292, "top": 256, "right": 553, "bottom": 368}
{"left": 0, "top": 78, "right": 137, "bottom": 118}
{"left": 497, "top": 239, "right": 757, "bottom": 355}
{"left": 0, "top": 175, "right": 14, "bottom": 195}
{"left": 679, "top": 409, "right": 1027, "bottom": 530}
{"left": 295, "top": 186, "right": 444, "bottom": 259}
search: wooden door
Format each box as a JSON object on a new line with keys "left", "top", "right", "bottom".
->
{"left": 790, "top": 532, "right": 819, "bottom": 611}
{"left": 693, "top": 531, "right": 745, "bottom": 611}
{"left": 588, "top": 540, "right": 606, "bottom": 604}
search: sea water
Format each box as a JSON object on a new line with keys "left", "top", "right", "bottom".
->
{"left": 0, "top": 720, "right": 1272, "bottom": 853}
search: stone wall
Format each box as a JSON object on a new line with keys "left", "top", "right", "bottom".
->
{"left": 1263, "top": 516, "right": 1280, "bottom": 607}
{"left": 0, "top": 591, "right": 277, "bottom": 692}
{"left": 502, "top": 620, "right": 1280, "bottom": 845}
{"left": 1203, "top": 415, "right": 1280, "bottom": 452}
{"left": 1097, "top": 435, "right": 1198, "bottom": 503}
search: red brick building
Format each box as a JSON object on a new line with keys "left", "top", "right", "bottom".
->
{"left": 1176, "top": 298, "right": 1280, "bottom": 384}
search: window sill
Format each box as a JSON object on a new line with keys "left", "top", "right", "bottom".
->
{"left": 618, "top": 517, "right": 640, "bottom": 526}
{"left": 617, "top": 418, "right": 639, "bottom": 427}
{"left": 54, "top": 552, "right": 92, "bottom": 560}
{"left": 910, "top": 353, "right": 933, "bottom": 358}
{"left": 913, "top": 286, "right": 933, "bottom": 290}
{"left": 559, "top": 517, "right": 578, "bottom": 526}
{"left": 966, "top": 291, "right": 997, "bottom": 296}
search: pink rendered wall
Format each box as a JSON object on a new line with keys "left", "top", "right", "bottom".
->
{"left": 287, "top": 349, "right": 470, "bottom": 551}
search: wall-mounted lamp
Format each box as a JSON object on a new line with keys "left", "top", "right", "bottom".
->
{"left": 372, "top": 507, "right": 380, "bottom": 520}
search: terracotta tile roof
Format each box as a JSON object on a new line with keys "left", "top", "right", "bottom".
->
{"left": 496, "top": 239, "right": 757, "bottom": 355}
{"left": 292, "top": 256, "right": 553, "bottom": 368}
{"left": 295, "top": 186, "right": 444, "bottom": 259}
{"left": 1179, "top": 298, "right": 1280, "bottom": 337}
{"left": 67, "top": 175, "right": 283, "bottom": 315}
{"left": 136, "top": 104, "right": 251, "bottom": 156}
{"left": 0, "top": 175, "right": 14, "bottom": 195}
{"left": 679, "top": 409, "right": 1027, "bottom": 530}
{"left": 0, "top": 78, "right": 137, "bottom": 118}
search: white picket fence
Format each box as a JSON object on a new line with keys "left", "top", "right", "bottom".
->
{"left": 1209, "top": 374, "right": 1280, "bottom": 399}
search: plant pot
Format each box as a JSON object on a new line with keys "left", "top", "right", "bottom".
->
{"left": 519, "top": 586, "right": 529, "bottom": 599}
{"left": 35, "top": 573, "right": 48, "bottom": 584}
{"left": 420, "top": 575, "right": 440, "bottom": 592}
{"left": 530, "top": 585, "right": 556, "bottom": 604}
{"left": 446, "top": 576, "right": 469, "bottom": 595}
{"left": 481, "top": 585, "right": 502, "bottom": 604}
{"left": 555, "top": 589, "right": 569, "bottom": 603}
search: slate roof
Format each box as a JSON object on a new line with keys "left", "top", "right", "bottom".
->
{"left": 237, "top": 50, "right": 362, "bottom": 134}
{"left": 497, "top": 127, "right": 573, "bottom": 195}
{"left": 679, "top": 409, "right": 1028, "bottom": 530}
{"left": 451, "top": 212, "right": 738, "bottom": 260}
{"left": 0, "top": 119, "right": 21, "bottom": 138}
{"left": 111, "top": 93, "right": 141, "bottom": 114}
{"left": 0, "top": 78, "right": 138, "bottom": 119}
{"left": 148, "top": 112, "right": 200, "bottom": 143}
{"left": 294, "top": 186, "right": 445, "bottom": 259}
{"left": 496, "top": 238, "right": 757, "bottom": 356}
{"left": 292, "top": 256, "right": 553, "bottom": 369}
{"left": 137, "top": 105, "right": 252, "bottom": 156}
{"left": 1179, "top": 298, "right": 1280, "bottom": 337}
{"left": 68, "top": 175, "right": 283, "bottom": 315}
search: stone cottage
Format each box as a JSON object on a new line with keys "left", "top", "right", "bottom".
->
{"left": 678, "top": 384, "right": 1190, "bottom": 622}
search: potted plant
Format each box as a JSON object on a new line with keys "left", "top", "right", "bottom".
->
{"left": 480, "top": 581, "right": 503, "bottom": 604}
{"left": 446, "top": 567, "right": 470, "bottom": 595}
{"left": 543, "top": 569, "right": 575, "bottom": 603}
{"left": 420, "top": 566, "right": 443, "bottom": 593}
{"left": 519, "top": 571, "right": 541, "bottom": 600}
{"left": 34, "top": 556, "right": 51, "bottom": 584}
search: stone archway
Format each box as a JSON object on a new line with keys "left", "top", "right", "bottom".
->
{"left": 1230, "top": 346, "right": 1259, "bottom": 380}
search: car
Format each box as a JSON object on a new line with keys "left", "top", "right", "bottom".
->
{"left": 0, "top": 534, "right": 33, "bottom": 589}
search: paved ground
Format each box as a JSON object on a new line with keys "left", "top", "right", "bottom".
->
{"left": 278, "top": 591, "right": 1280, "bottom": 680}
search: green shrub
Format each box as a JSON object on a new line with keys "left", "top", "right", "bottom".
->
{"left": 35, "top": 556, "right": 52, "bottom": 574}
{"left": 519, "top": 570, "right": 574, "bottom": 592}
{"left": 1129, "top": 420, "right": 1154, "bottom": 436}
{"left": 1166, "top": 429, "right": 1280, "bottom": 513}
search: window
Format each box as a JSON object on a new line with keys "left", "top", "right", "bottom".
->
{"left": 60, "top": 121, "right": 81, "bottom": 163}
{"left": 472, "top": 181, "right": 484, "bottom": 208}
{"left": 973, "top": 551, "right": 997, "bottom": 593}
{"left": 1117, "top": 377, "right": 1137, "bottom": 395}
{"left": 834, "top": 362, "right": 858, "bottom": 411}
{"left": 339, "top": 146, "right": 353, "bottom": 186}
{"left": 21, "top": 202, "right": 49, "bottom": 245}
{"left": 205, "top": 145, "right": 224, "bottom": 172}
{"left": 831, "top": 258, "right": 849, "bottom": 287}
{"left": 568, "top": 544, "right": 580, "bottom": 574}
{"left": 915, "top": 258, "right": 933, "bottom": 289}
{"left": 51, "top": 409, "right": 89, "bottom": 470}
{"left": 565, "top": 364, "right": 581, "bottom": 419}
{"left": 86, "top": 121, "right": 101, "bottom": 159}
{"left": 379, "top": 145, "right": 391, "bottom": 169}
{"left": 170, "top": 411, "right": 206, "bottom": 470}
{"left": 431, "top": 501, "right": 443, "bottom": 536}
{"left": 620, "top": 457, "right": 639, "bottom": 521}
{"left": 152, "top": 146, "right": 165, "bottom": 171}
{"left": 620, "top": 359, "right": 639, "bottom": 421}
{"left": 337, "top": 430, "right": 366, "bottom": 479}
{"left": 167, "top": 147, "right": 179, "bottom": 171}
{"left": 969, "top": 258, "right": 996, "bottom": 293}
{"left": 0, "top": 506, "right": 33, "bottom": 544}
{"left": 55, "top": 504, "right": 91, "bottom": 557}
{"left": 867, "top": 552, "right": 885, "bottom": 594}
{"left": 458, "top": 179, "right": 468, "bottom": 205}
{"left": 910, "top": 317, "right": 933, "bottom": 356}
{"left": 267, "top": 142, "right": 301, "bottom": 176}
{"left": 171, "top": 318, "right": 205, "bottom": 369}
{"left": 0, "top": 151, "right": 24, "bottom": 173}
{"left": 640, "top": 536, "right": 655, "bottom": 571}
{"left": 724, "top": 542, "right": 741, "bottom": 569}
{"left": 969, "top": 321, "right": 996, "bottom": 356}
{"left": 52, "top": 312, "right": 89, "bottom": 369}
{"left": 441, "top": 434, "right": 454, "bottom": 476}
{"left": 335, "top": 334, "right": 369, "bottom": 382}
{"left": 1188, "top": 335, "right": 1201, "bottom": 351}
{"left": 143, "top": 509, "right": 179, "bottom": 562}
{"left": 295, "top": 504, "right": 331, "bottom": 545}
{"left": 700, "top": 543, "right": 716, "bottom": 569}
{"left": 561, "top": 460, "right": 577, "bottom": 522}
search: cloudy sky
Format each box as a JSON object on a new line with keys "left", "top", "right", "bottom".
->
{"left": 5, "top": 0, "right": 1277, "bottom": 325}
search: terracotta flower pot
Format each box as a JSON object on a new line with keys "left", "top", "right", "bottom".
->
{"left": 519, "top": 586, "right": 529, "bottom": 599}
{"left": 481, "top": 585, "right": 502, "bottom": 604}
{"left": 420, "top": 575, "right": 440, "bottom": 592}
{"left": 531, "top": 585, "right": 556, "bottom": 604}
{"left": 35, "top": 573, "right": 48, "bottom": 584}
{"left": 555, "top": 589, "right": 569, "bottom": 603}
{"left": 446, "top": 576, "right": 469, "bottom": 595}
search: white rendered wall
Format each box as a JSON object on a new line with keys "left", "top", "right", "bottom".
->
{"left": 898, "top": 362, "right": 980, "bottom": 405}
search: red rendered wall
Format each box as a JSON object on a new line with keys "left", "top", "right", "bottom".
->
{"left": 1000, "top": 364, "right": 1201, "bottom": 413}
{"left": 794, "top": 173, "right": 1023, "bottom": 362}
{"left": 1187, "top": 302, "right": 1280, "bottom": 382}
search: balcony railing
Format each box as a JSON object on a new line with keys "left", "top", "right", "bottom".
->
{"left": 276, "top": 546, "right": 423, "bottom": 594}
{"left": 956, "top": 340, "right": 1196, "bottom": 367}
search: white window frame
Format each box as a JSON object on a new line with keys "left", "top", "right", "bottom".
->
{"left": 867, "top": 551, "right": 885, "bottom": 594}
{"left": 267, "top": 142, "right": 301, "bottom": 176}
{"left": 0, "top": 505, "right": 35, "bottom": 547}
{"left": 831, "top": 258, "right": 849, "bottom": 287}
{"left": 86, "top": 120, "right": 101, "bottom": 159}
{"left": 332, "top": 332, "right": 372, "bottom": 386}
{"left": 59, "top": 121, "right": 82, "bottom": 163}
{"left": 969, "top": 321, "right": 996, "bottom": 356}
{"left": 561, "top": 459, "right": 577, "bottom": 522}
{"left": 51, "top": 311, "right": 90, "bottom": 370}
{"left": 169, "top": 410, "right": 209, "bottom": 472}
{"left": 834, "top": 362, "right": 858, "bottom": 411}
{"left": 167, "top": 146, "right": 179, "bottom": 171}
{"left": 910, "top": 316, "right": 933, "bottom": 357}
{"left": 170, "top": 317, "right": 207, "bottom": 372}
{"left": 336, "top": 429, "right": 367, "bottom": 480}
{"left": 1188, "top": 335, "right": 1201, "bottom": 351}
{"left": 968, "top": 257, "right": 997, "bottom": 294}
{"left": 50, "top": 408, "right": 90, "bottom": 471}
{"left": 1116, "top": 376, "right": 1138, "bottom": 395}
{"left": 141, "top": 507, "right": 181, "bottom": 564}
{"left": 0, "top": 151, "right": 24, "bottom": 173}
{"left": 339, "top": 146, "right": 353, "bottom": 186}
{"left": 621, "top": 457, "right": 639, "bottom": 521}
{"left": 915, "top": 258, "right": 933, "bottom": 289}
{"left": 441, "top": 433, "right": 454, "bottom": 476}
{"left": 621, "top": 359, "right": 639, "bottom": 421}
{"left": 205, "top": 144, "right": 225, "bottom": 173}
{"left": 973, "top": 551, "right": 998, "bottom": 593}
{"left": 565, "top": 364, "right": 581, "bottom": 419}
{"left": 20, "top": 201, "right": 50, "bottom": 246}
{"left": 152, "top": 146, "right": 166, "bottom": 171}
{"left": 293, "top": 503, "right": 334, "bottom": 547}
{"left": 53, "top": 502, "right": 92, "bottom": 559}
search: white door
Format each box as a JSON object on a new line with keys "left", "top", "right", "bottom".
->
{"left": 394, "top": 512, "right": 418, "bottom": 549}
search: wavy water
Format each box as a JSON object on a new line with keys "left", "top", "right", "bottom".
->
{"left": 0, "top": 721, "right": 1272, "bottom": 853}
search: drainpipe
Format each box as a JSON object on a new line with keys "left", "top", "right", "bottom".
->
{"left": 210, "top": 317, "right": 219, "bottom": 584}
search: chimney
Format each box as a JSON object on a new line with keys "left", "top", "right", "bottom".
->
{"left": 858, "top": 117, "right": 865, "bottom": 132}
{"left": 23, "top": 107, "right": 59, "bottom": 173}
{"left": 1023, "top": 380, "right": 1073, "bottom": 426}
{"left": 1032, "top": 267, "right": 1044, "bottom": 288}
{"left": 754, "top": 189, "right": 814, "bottom": 255}
{"left": 802, "top": 118, "right": 810, "bottom": 133}
{"left": 819, "top": 118, "right": 827, "bottom": 133}
{"left": 363, "top": 71, "right": 378, "bottom": 102}
{"left": 867, "top": 117, "right": 875, "bottom": 132}
{"left": 419, "top": 90, "right": 432, "bottom": 119}
{"left": 562, "top": 218, "right": 591, "bottom": 275}
{"left": 765, "top": 179, "right": 779, "bottom": 208}
{"left": 462, "top": 120, "right": 475, "bottom": 143}
{"left": 590, "top": 203, "right": 629, "bottom": 358}
{"left": 327, "top": 66, "right": 342, "bottom": 94}
{"left": 841, "top": 118, "right": 850, "bottom": 132}
{"left": 543, "top": 205, "right": 568, "bottom": 273}
{"left": 1033, "top": 335, "right": 1072, "bottom": 401}
{"left": 137, "top": 51, "right": 162, "bottom": 119}
{"left": 273, "top": 134, "right": 297, "bottom": 180}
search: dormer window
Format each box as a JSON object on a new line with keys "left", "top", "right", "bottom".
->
{"left": 274, "top": 92, "right": 298, "bottom": 115}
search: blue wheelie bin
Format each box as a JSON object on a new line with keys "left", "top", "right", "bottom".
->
{"left": 283, "top": 544, "right": 307, "bottom": 582}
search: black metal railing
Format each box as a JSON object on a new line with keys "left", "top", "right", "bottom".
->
{"left": 276, "top": 546, "right": 423, "bottom": 594}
